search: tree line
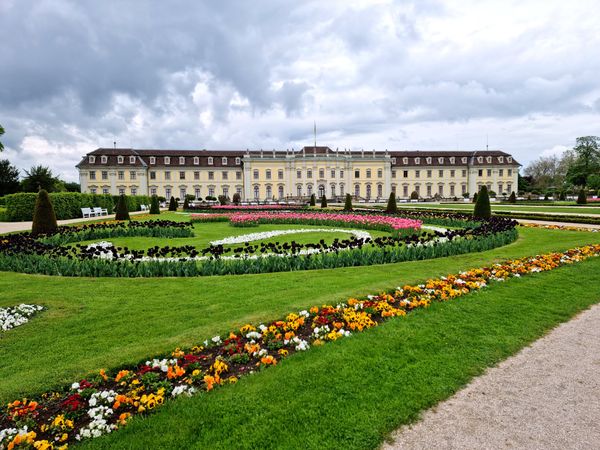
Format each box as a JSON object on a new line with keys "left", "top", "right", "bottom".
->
{"left": 522, "top": 136, "right": 600, "bottom": 196}
{"left": 0, "top": 124, "right": 80, "bottom": 196}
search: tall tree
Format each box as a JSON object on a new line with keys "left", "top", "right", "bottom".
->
{"left": 0, "top": 124, "right": 4, "bottom": 152}
{"left": 21, "top": 165, "right": 58, "bottom": 192}
{"left": 0, "top": 159, "right": 20, "bottom": 196}
{"left": 566, "top": 136, "right": 600, "bottom": 187}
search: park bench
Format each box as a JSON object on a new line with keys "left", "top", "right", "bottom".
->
{"left": 81, "top": 207, "right": 97, "bottom": 218}
{"left": 93, "top": 207, "right": 108, "bottom": 216}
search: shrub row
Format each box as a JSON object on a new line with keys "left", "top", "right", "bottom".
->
{"left": 3, "top": 193, "right": 152, "bottom": 221}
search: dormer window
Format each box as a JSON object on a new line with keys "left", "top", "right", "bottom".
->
{"left": 450, "top": 157, "right": 455, "bottom": 164}
{"left": 179, "top": 156, "right": 185, "bottom": 165}
{"left": 101, "top": 156, "right": 107, "bottom": 164}
{"left": 149, "top": 157, "right": 156, "bottom": 165}
{"left": 438, "top": 157, "right": 444, "bottom": 164}
{"left": 193, "top": 156, "right": 199, "bottom": 165}
{"left": 461, "top": 157, "right": 467, "bottom": 164}
{"left": 477, "top": 156, "right": 483, "bottom": 163}
{"left": 164, "top": 156, "right": 170, "bottom": 165}
{"left": 117, "top": 156, "right": 124, "bottom": 164}
{"left": 391, "top": 157, "right": 396, "bottom": 164}
{"left": 89, "top": 156, "right": 96, "bottom": 164}
{"left": 129, "top": 156, "right": 136, "bottom": 164}
{"left": 402, "top": 157, "right": 408, "bottom": 164}
{"left": 486, "top": 156, "right": 492, "bottom": 163}
{"left": 498, "top": 156, "right": 504, "bottom": 163}
{"left": 222, "top": 157, "right": 228, "bottom": 165}
{"left": 235, "top": 157, "right": 241, "bottom": 165}
{"left": 507, "top": 157, "right": 512, "bottom": 163}
{"left": 208, "top": 157, "right": 213, "bottom": 165}
{"left": 426, "top": 157, "right": 432, "bottom": 164}
{"left": 415, "top": 157, "right": 420, "bottom": 165}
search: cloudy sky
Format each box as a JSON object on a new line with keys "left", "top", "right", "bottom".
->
{"left": 1, "top": 0, "right": 599, "bottom": 182}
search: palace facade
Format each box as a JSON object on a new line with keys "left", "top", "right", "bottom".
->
{"left": 76, "top": 146, "right": 520, "bottom": 201}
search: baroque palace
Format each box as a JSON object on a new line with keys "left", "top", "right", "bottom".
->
{"left": 77, "top": 146, "right": 520, "bottom": 202}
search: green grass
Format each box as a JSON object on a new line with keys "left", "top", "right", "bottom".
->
{"left": 1, "top": 227, "right": 599, "bottom": 404}
{"left": 394, "top": 202, "right": 600, "bottom": 215}
{"left": 77, "top": 247, "right": 600, "bottom": 450}
{"left": 71, "top": 222, "right": 392, "bottom": 251}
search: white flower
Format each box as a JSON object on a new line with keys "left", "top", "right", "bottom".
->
{"left": 71, "top": 382, "right": 80, "bottom": 390}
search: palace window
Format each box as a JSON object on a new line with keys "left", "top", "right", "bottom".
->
{"left": 89, "top": 156, "right": 96, "bottom": 163}
{"left": 130, "top": 156, "right": 136, "bottom": 164}
{"left": 403, "top": 185, "right": 408, "bottom": 197}
{"left": 102, "top": 187, "right": 109, "bottom": 195}
{"left": 307, "top": 170, "right": 312, "bottom": 178}
{"left": 450, "top": 157, "right": 455, "bottom": 164}
{"left": 331, "top": 169, "right": 335, "bottom": 178}
{"left": 462, "top": 170, "right": 467, "bottom": 177}
{"left": 222, "top": 157, "right": 228, "bottom": 165}
{"left": 297, "top": 170, "right": 302, "bottom": 179}
{"left": 150, "top": 157, "right": 156, "bottom": 165}
{"left": 278, "top": 170, "right": 284, "bottom": 180}
{"left": 236, "top": 171, "right": 242, "bottom": 180}
{"left": 415, "top": 170, "right": 420, "bottom": 178}
{"left": 150, "top": 171, "right": 156, "bottom": 180}
{"left": 194, "top": 171, "right": 200, "bottom": 180}
{"left": 195, "top": 188, "right": 200, "bottom": 199}
{"left": 391, "top": 170, "right": 396, "bottom": 178}
{"left": 461, "top": 157, "right": 467, "bottom": 164}
{"left": 119, "top": 188, "right": 125, "bottom": 195}
{"left": 340, "top": 170, "right": 344, "bottom": 178}
{"left": 486, "top": 156, "right": 492, "bottom": 163}
{"left": 403, "top": 170, "right": 408, "bottom": 178}
{"left": 439, "top": 170, "right": 443, "bottom": 177}
{"left": 208, "top": 157, "right": 213, "bottom": 165}
{"left": 102, "top": 171, "right": 108, "bottom": 180}
{"left": 487, "top": 169, "right": 492, "bottom": 176}
{"left": 222, "top": 171, "right": 228, "bottom": 180}
{"left": 89, "top": 171, "right": 96, "bottom": 180}
{"left": 209, "top": 187, "right": 215, "bottom": 197}
{"left": 438, "top": 157, "right": 444, "bottom": 164}
{"left": 438, "top": 185, "right": 443, "bottom": 196}
{"left": 165, "top": 188, "right": 172, "bottom": 199}
{"left": 366, "top": 169, "right": 371, "bottom": 178}
{"left": 118, "top": 156, "right": 124, "bottom": 164}
{"left": 208, "top": 171, "right": 214, "bottom": 180}
{"left": 266, "top": 170, "right": 271, "bottom": 179}
{"left": 130, "top": 171, "right": 136, "bottom": 180}
{"left": 508, "top": 169, "right": 513, "bottom": 176}
{"left": 235, "top": 157, "right": 241, "bottom": 165}
{"left": 101, "top": 156, "right": 107, "bottom": 164}
{"left": 179, "top": 171, "right": 185, "bottom": 180}
{"left": 477, "top": 156, "right": 483, "bottom": 163}
{"left": 426, "top": 157, "right": 432, "bottom": 164}
{"left": 253, "top": 170, "right": 259, "bottom": 180}
{"left": 377, "top": 184, "right": 383, "bottom": 197}
{"left": 415, "top": 157, "right": 420, "bottom": 165}
{"left": 266, "top": 185, "right": 272, "bottom": 198}
{"left": 194, "top": 156, "right": 199, "bottom": 165}
{"left": 131, "top": 187, "right": 137, "bottom": 196}
{"left": 499, "top": 169, "right": 504, "bottom": 176}
{"left": 427, "top": 185, "right": 432, "bottom": 197}
{"left": 427, "top": 170, "right": 432, "bottom": 178}
{"left": 150, "top": 187, "right": 157, "bottom": 196}
{"left": 319, "top": 169, "right": 324, "bottom": 178}
{"left": 392, "top": 157, "right": 396, "bottom": 164}
{"left": 377, "top": 169, "right": 382, "bottom": 178}
{"left": 164, "top": 156, "right": 170, "bottom": 165}
{"left": 90, "top": 187, "right": 97, "bottom": 194}
{"left": 355, "top": 170, "right": 360, "bottom": 178}
{"left": 118, "top": 171, "right": 124, "bottom": 180}
{"left": 498, "top": 156, "right": 504, "bottom": 163}
{"left": 254, "top": 186, "right": 260, "bottom": 199}
{"left": 450, "top": 170, "right": 455, "bottom": 177}
{"left": 478, "top": 169, "right": 483, "bottom": 176}
{"left": 507, "top": 157, "right": 513, "bottom": 163}
{"left": 165, "top": 171, "right": 171, "bottom": 180}
{"left": 403, "top": 157, "right": 408, "bottom": 164}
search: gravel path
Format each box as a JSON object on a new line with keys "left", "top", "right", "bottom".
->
{"left": 383, "top": 303, "right": 600, "bottom": 450}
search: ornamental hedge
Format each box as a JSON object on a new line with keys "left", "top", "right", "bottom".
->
{"left": 3, "top": 193, "right": 151, "bottom": 221}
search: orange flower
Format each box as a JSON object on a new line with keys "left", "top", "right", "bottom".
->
{"left": 260, "top": 355, "right": 277, "bottom": 366}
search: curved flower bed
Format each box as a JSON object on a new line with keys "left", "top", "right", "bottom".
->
{"left": 0, "top": 304, "right": 44, "bottom": 332}
{"left": 521, "top": 223, "right": 600, "bottom": 232}
{"left": 209, "top": 228, "right": 372, "bottom": 245}
{"left": 2, "top": 244, "right": 599, "bottom": 449}
{"left": 192, "top": 211, "right": 422, "bottom": 236}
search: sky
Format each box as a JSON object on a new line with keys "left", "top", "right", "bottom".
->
{"left": 1, "top": 0, "right": 599, "bottom": 182}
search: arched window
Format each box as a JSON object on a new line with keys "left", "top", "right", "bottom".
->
{"left": 307, "top": 185, "right": 313, "bottom": 196}
{"left": 330, "top": 184, "right": 336, "bottom": 197}
{"left": 354, "top": 184, "right": 360, "bottom": 198}
{"left": 253, "top": 185, "right": 259, "bottom": 199}
{"left": 266, "top": 185, "right": 272, "bottom": 199}
{"left": 297, "top": 185, "right": 302, "bottom": 197}
{"left": 278, "top": 185, "right": 284, "bottom": 199}
{"left": 377, "top": 184, "right": 383, "bottom": 197}
{"left": 318, "top": 185, "right": 325, "bottom": 197}
{"left": 366, "top": 184, "right": 372, "bottom": 199}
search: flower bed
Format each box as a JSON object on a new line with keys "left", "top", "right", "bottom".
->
{"left": 209, "top": 228, "right": 372, "bottom": 245}
{"left": 2, "top": 244, "right": 599, "bottom": 449}
{"left": 520, "top": 223, "right": 600, "bottom": 232}
{"left": 0, "top": 304, "right": 44, "bottom": 332}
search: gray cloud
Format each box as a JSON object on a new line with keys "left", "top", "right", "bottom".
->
{"left": 1, "top": 0, "right": 599, "bottom": 181}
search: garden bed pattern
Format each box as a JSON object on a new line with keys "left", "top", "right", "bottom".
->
{"left": 0, "top": 304, "right": 44, "bottom": 333}
{"left": 2, "top": 244, "right": 600, "bottom": 449}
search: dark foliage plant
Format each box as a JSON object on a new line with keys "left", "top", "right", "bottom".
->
{"left": 169, "top": 196, "right": 178, "bottom": 211}
{"left": 320, "top": 195, "right": 327, "bottom": 208}
{"left": 115, "top": 195, "right": 130, "bottom": 220}
{"left": 31, "top": 189, "right": 58, "bottom": 235}
{"left": 474, "top": 186, "right": 491, "bottom": 219}
{"left": 150, "top": 195, "right": 160, "bottom": 215}
{"left": 310, "top": 194, "right": 316, "bottom": 206}
{"left": 343, "top": 193, "right": 353, "bottom": 211}
{"left": 576, "top": 188, "right": 587, "bottom": 205}
{"left": 508, "top": 191, "right": 517, "bottom": 203}
{"left": 385, "top": 192, "right": 397, "bottom": 213}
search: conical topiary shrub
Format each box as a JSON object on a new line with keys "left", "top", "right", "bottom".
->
{"left": 149, "top": 195, "right": 160, "bottom": 215}
{"left": 472, "top": 192, "right": 478, "bottom": 203}
{"left": 385, "top": 192, "right": 397, "bottom": 213}
{"left": 320, "top": 195, "right": 327, "bottom": 208}
{"left": 183, "top": 197, "right": 190, "bottom": 210}
{"left": 473, "top": 186, "right": 491, "bottom": 219}
{"left": 576, "top": 188, "right": 587, "bottom": 205}
{"left": 169, "top": 196, "right": 177, "bottom": 211}
{"left": 115, "top": 194, "right": 130, "bottom": 220}
{"left": 343, "top": 193, "right": 353, "bottom": 211}
{"left": 508, "top": 191, "right": 516, "bottom": 203}
{"left": 31, "top": 189, "right": 58, "bottom": 235}
{"left": 309, "top": 194, "right": 316, "bottom": 206}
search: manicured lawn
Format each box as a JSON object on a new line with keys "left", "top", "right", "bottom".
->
{"left": 394, "top": 203, "right": 600, "bottom": 215}
{"left": 72, "top": 222, "right": 392, "bottom": 251}
{"left": 1, "top": 227, "right": 600, "bottom": 405}
{"left": 76, "top": 246, "right": 600, "bottom": 449}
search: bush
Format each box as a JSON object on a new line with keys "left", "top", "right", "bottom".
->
{"left": 462, "top": 192, "right": 470, "bottom": 199}
{"left": 472, "top": 192, "right": 478, "bottom": 203}
{"left": 488, "top": 190, "right": 497, "bottom": 198}
{"left": 149, "top": 195, "right": 160, "bottom": 215}
{"left": 115, "top": 195, "right": 130, "bottom": 221}
{"left": 410, "top": 191, "right": 419, "bottom": 200}
{"left": 4, "top": 192, "right": 116, "bottom": 221}
{"left": 218, "top": 195, "right": 228, "bottom": 205}
{"left": 576, "top": 188, "right": 587, "bottom": 205}
{"left": 474, "top": 186, "right": 491, "bottom": 219}
{"left": 385, "top": 192, "right": 397, "bottom": 213}
{"left": 31, "top": 190, "right": 58, "bottom": 235}
{"left": 183, "top": 197, "right": 190, "bottom": 210}
{"left": 169, "top": 196, "right": 178, "bottom": 211}
{"left": 320, "top": 195, "right": 327, "bottom": 208}
{"left": 343, "top": 193, "right": 353, "bottom": 211}
{"left": 508, "top": 191, "right": 517, "bottom": 203}
{"left": 559, "top": 191, "right": 566, "bottom": 201}
{"left": 232, "top": 192, "right": 241, "bottom": 205}
{"left": 310, "top": 194, "right": 316, "bottom": 206}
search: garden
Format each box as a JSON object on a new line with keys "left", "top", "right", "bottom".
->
{"left": 2, "top": 198, "right": 600, "bottom": 449}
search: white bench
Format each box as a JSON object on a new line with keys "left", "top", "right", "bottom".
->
{"left": 81, "top": 207, "right": 97, "bottom": 218}
{"left": 140, "top": 204, "right": 148, "bottom": 211}
{"left": 93, "top": 207, "right": 108, "bottom": 216}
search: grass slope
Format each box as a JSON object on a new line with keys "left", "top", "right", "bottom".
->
{"left": 1, "top": 227, "right": 599, "bottom": 403}
{"left": 77, "top": 252, "right": 600, "bottom": 449}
